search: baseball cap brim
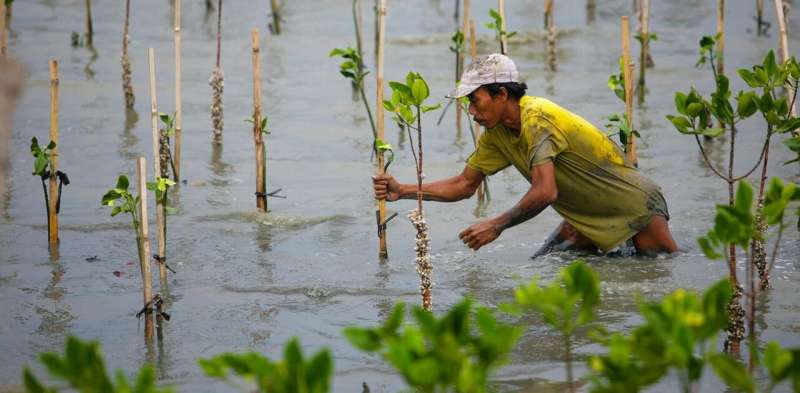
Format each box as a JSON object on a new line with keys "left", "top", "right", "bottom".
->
{"left": 445, "top": 82, "right": 481, "bottom": 99}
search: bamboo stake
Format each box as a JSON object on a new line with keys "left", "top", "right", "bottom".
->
{"left": 85, "top": 0, "right": 94, "bottom": 47}
{"left": 48, "top": 61, "right": 60, "bottom": 246}
{"left": 621, "top": 17, "right": 637, "bottom": 167}
{"left": 545, "top": 0, "right": 556, "bottom": 72}
{"left": 0, "top": 1, "right": 7, "bottom": 58}
{"left": 252, "top": 29, "right": 267, "bottom": 213}
{"left": 376, "top": 0, "right": 388, "bottom": 259}
{"left": 775, "top": 0, "right": 797, "bottom": 117}
{"left": 757, "top": 0, "right": 766, "bottom": 35}
{"left": 4, "top": 1, "right": 10, "bottom": 30}
{"left": 270, "top": 0, "right": 281, "bottom": 35}
{"left": 135, "top": 157, "right": 153, "bottom": 319}
{"left": 173, "top": 0, "right": 182, "bottom": 180}
{"left": 469, "top": 19, "right": 485, "bottom": 203}
{"left": 121, "top": 0, "right": 134, "bottom": 108}
{"left": 637, "top": 0, "right": 650, "bottom": 102}
{"left": 717, "top": 0, "right": 725, "bottom": 77}
{"left": 498, "top": 0, "right": 508, "bottom": 55}
{"left": 374, "top": 0, "right": 379, "bottom": 67}
{"left": 456, "top": 0, "right": 469, "bottom": 141}
{"left": 586, "top": 0, "right": 596, "bottom": 24}
{"left": 148, "top": 48, "right": 167, "bottom": 282}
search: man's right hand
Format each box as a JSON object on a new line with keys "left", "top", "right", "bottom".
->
{"left": 372, "top": 174, "right": 401, "bottom": 201}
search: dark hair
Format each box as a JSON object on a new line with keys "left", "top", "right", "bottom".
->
{"left": 483, "top": 82, "right": 528, "bottom": 100}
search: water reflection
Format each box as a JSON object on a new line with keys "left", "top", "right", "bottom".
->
{"left": 84, "top": 44, "right": 98, "bottom": 80}
{"left": 119, "top": 109, "right": 139, "bottom": 160}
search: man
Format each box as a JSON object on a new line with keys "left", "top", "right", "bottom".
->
{"left": 372, "top": 54, "right": 678, "bottom": 256}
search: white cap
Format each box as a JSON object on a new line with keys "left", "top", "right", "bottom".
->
{"left": 447, "top": 53, "right": 520, "bottom": 98}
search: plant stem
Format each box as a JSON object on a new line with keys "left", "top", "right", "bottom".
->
{"left": 416, "top": 107, "right": 423, "bottom": 212}
{"left": 353, "top": 0, "right": 364, "bottom": 72}
{"left": 564, "top": 333, "right": 574, "bottom": 393}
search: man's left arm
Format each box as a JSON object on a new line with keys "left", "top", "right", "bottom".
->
{"left": 458, "top": 161, "right": 557, "bottom": 250}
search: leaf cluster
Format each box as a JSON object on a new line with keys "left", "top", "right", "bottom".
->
{"left": 158, "top": 113, "right": 176, "bottom": 137}
{"left": 30, "top": 137, "right": 56, "bottom": 177}
{"left": 603, "top": 113, "right": 640, "bottom": 148}
{"left": 344, "top": 299, "right": 521, "bottom": 393}
{"left": 633, "top": 32, "right": 657, "bottom": 45}
{"left": 383, "top": 72, "right": 441, "bottom": 127}
{"left": 101, "top": 175, "right": 139, "bottom": 219}
{"left": 245, "top": 115, "right": 270, "bottom": 135}
{"left": 504, "top": 260, "right": 600, "bottom": 337}
{"left": 485, "top": 9, "right": 517, "bottom": 41}
{"left": 198, "top": 338, "right": 332, "bottom": 393}
{"left": 698, "top": 179, "right": 800, "bottom": 260}
{"left": 669, "top": 37, "right": 800, "bottom": 150}
{"left": 329, "top": 47, "right": 367, "bottom": 86}
{"left": 589, "top": 280, "right": 733, "bottom": 392}
{"left": 449, "top": 31, "right": 465, "bottom": 55}
{"left": 23, "top": 336, "right": 172, "bottom": 393}
{"left": 146, "top": 176, "right": 176, "bottom": 202}
{"left": 375, "top": 137, "right": 394, "bottom": 171}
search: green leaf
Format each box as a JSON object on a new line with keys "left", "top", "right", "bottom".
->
{"left": 736, "top": 91, "right": 758, "bottom": 118}
{"left": 700, "top": 128, "right": 725, "bottom": 137}
{"left": 675, "top": 92, "right": 688, "bottom": 114}
{"left": 709, "top": 354, "right": 755, "bottom": 393}
{"left": 116, "top": 175, "right": 130, "bottom": 191}
{"left": 737, "top": 69, "right": 761, "bottom": 88}
{"left": 33, "top": 155, "right": 49, "bottom": 176}
{"left": 411, "top": 78, "right": 429, "bottom": 106}
{"left": 343, "top": 327, "right": 382, "bottom": 352}
{"left": 764, "top": 50, "right": 778, "bottom": 79}
{"left": 421, "top": 103, "right": 441, "bottom": 113}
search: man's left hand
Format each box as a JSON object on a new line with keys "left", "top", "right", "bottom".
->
{"left": 459, "top": 220, "right": 502, "bottom": 250}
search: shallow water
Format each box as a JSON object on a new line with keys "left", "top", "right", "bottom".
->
{"left": 1, "top": 0, "right": 799, "bottom": 391}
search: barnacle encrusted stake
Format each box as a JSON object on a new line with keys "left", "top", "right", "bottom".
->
{"left": 384, "top": 72, "right": 441, "bottom": 311}
{"left": 121, "top": 0, "right": 134, "bottom": 108}
{"left": 210, "top": 0, "right": 224, "bottom": 140}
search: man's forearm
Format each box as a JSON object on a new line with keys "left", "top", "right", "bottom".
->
{"left": 397, "top": 176, "right": 473, "bottom": 202}
{"left": 492, "top": 188, "right": 554, "bottom": 232}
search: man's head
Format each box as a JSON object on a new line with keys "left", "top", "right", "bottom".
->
{"left": 447, "top": 54, "right": 527, "bottom": 129}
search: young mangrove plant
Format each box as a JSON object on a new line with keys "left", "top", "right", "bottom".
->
{"left": 22, "top": 336, "right": 172, "bottom": 393}
{"left": 605, "top": 58, "right": 639, "bottom": 156}
{"left": 344, "top": 299, "right": 521, "bottom": 393}
{"left": 666, "top": 37, "right": 800, "bottom": 351}
{"left": 30, "top": 137, "right": 69, "bottom": 243}
{"left": 383, "top": 72, "right": 440, "bottom": 310}
{"left": 504, "top": 260, "right": 600, "bottom": 393}
{"left": 199, "top": 338, "right": 332, "bottom": 393}
{"left": 102, "top": 175, "right": 142, "bottom": 261}
{"left": 485, "top": 8, "right": 516, "bottom": 55}
{"left": 699, "top": 179, "right": 800, "bottom": 372}
{"left": 330, "top": 46, "right": 377, "bottom": 151}
{"left": 209, "top": 0, "right": 224, "bottom": 140}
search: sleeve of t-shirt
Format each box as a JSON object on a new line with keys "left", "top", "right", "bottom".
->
{"left": 526, "top": 116, "right": 567, "bottom": 168}
{"left": 466, "top": 131, "right": 510, "bottom": 176}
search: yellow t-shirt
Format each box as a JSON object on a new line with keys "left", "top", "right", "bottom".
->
{"left": 466, "top": 96, "right": 668, "bottom": 252}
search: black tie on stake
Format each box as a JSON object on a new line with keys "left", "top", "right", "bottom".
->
{"left": 376, "top": 210, "right": 399, "bottom": 238}
{"left": 152, "top": 254, "right": 177, "bottom": 274}
{"left": 135, "top": 294, "right": 171, "bottom": 321}
{"left": 39, "top": 170, "right": 70, "bottom": 214}
{"left": 255, "top": 188, "right": 286, "bottom": 199}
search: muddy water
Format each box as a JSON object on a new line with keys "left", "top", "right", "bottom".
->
{"left": 1, "top": 0, "right": 799, "bottom": 391}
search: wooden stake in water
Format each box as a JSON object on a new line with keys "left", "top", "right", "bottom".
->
{"left": 775, "top": 0, "right": 797, "bottom": 117}
{"left": 48, "top": 60, "right": 60, "bottom": 247}
{"left": 456, "top": 0, "right": 469, "bottom": 141}
{"left": 173, "top": 0, "right": 183, "bottom": 180}
{"left": 586, "top": 0, "right": 596, "bottom": 24}
{"left": 0, "top": 1, "right": 7, "bottom": 58}
{"left": 210, "top": 0, "right": 224, "bottom": 139}
{"left": 252, "top": 29, "right": 267, "bottom": 213}
{"left": 756, "top": 0, "right": 766, "bottom": 35}
{"left": 85, "top": 0, "right": 94, "bottom": 47}
{"left": 148, "top": 48, "right": 168, "bottom": 282}
{"left": 469, "top": 19, "right": 486, "bottom": 203}
{"left": 498, "top": 0, "right": 508, "bottom": 55}
{"left": 621, "top": 17, "right": 637, "bottom": 167}
{"left": 121, "top": 0, "right": 134, "bottom": 108}
{"left": 637, "top": 0, "right": 651, "bottom": 102}
{"left": 544, "top": 0, "right": 556, "bottom": 72}
{"left": 135, "top": 157, "right": 153, "bottom": 323}
{"left": 270, "top": 0, "right": 281, "bottom": 35}
{"left": 376, "top": 0, "right": 388, "bottom": 259}
{"left": 716, "top": 0, "right": 725, "bottom": 77}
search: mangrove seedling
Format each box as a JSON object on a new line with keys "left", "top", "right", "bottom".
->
{"left": 344, "top": 299, "right": 521, "bottom": 393}
{"left": 102, "top": 175, "right": 140, "bottom": 247}
{"left": 606, "top": 60, "right": 640, "bottom": 149}
{"left": 485, "top": 8, "right": 516, "bottom": 54}
{"left": 383, "top": 72, "right": 440, "bottom": 310}
{"left": 698, "top": 179, "right": 800, "bottom": 372}
{"left": 504, "top": 260, "right": 600, "bottom": 393}
{"left": 330, "top": 46, "right": 378, "bottom": 155}
{"left": 30, "top": 137, "right": 69, "bottom": 240}
{"left": 22, "top": 336, "right": 172, "bottom": 393}
{"left": 199, "top": 338, "right": 332, "bottom": 393}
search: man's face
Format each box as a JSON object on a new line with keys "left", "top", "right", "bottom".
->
{"left": 467, "top": 87, "right": 506, "bottom": 129}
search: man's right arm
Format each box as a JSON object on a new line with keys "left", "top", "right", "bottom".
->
{"left": 373, "top": 165, "right": 485, "bottom": 202}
